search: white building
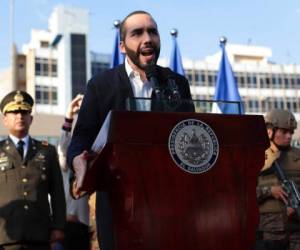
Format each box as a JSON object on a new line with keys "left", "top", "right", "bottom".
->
{"left": 159, "top": 44, "right": 300, "bottom": 120}
{"left": 22, "top": 5, "right": 90, "bottom": 115}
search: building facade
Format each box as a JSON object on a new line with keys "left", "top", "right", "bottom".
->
{"left": 21, "top": 4, "right": 90, "bottom": 115}
{"left": 160, "top": 44, "right": 300, "bottom": 119}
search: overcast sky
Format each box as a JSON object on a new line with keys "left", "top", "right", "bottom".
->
{"left": 0, "top": 0, "right": 299, "bottom": 69}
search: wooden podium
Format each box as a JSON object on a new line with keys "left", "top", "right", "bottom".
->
{"left": 82, "top": 111, "right": 269, "bottom": 250}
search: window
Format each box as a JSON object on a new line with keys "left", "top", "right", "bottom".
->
{"left": 247, "top": 99, "right": 259, "bottom": 112}
{"left": 259, "top": 74, "right": 265, "bottom": 87}
{"left": 297, "top": 75, "right": 300, "bottom": 86}
{"left": 272, "top": 74, "right": 281, "bottom": 89}
{"left": 185, "top": 70, "right": 193, "bottom": 84}
{"left": 71, "top": 34, "right": 87, "bottom": 98}
{"left": 291, "top": 77, "right": 296, "bottom": 89}
{"left": 247, "top": 73, "right": 257, "bottom": 88}
{"left": 35, "top": 85, "right": 58, "bottom": 105}
{"left": 274, "top": 97, "right": 284, "bottom": 109}
{"left": 284, "top": 76, "right": 289, "bottom": 88}
{"left": 35, "top": 57, "right": 58, "bottom": 77}
{"left": 207, "top": 71, "right": 217, "bottom": 87}
{"left": 40, "top": 41, "right": 49, "bottom": 48}
{"left": 201, "top": 73, "right": 206, "bottom": 84}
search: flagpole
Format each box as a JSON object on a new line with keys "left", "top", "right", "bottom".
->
{"left": 170, "top": 28, "right": 178, "bottom": 38}
{"left": 110, "top": 20, "right": 124, "bottom": 68}
{"left": 213, "top": 36, "right": 244, "bottom": 114}
{"left": 9, "top": 0, "right": 17, "bottom": 90}
{"left": 219, "top": 36, "right": 227, "bottom": 46}
{"left": 170, "top": 28, "right": 185, "bottom": 76}
{"left": 113, "top": 19, "right": 120, "bottom": 29}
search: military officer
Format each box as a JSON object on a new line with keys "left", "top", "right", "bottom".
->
{"left": 256, "top": 109, "right": 300, "bottom": 250}
{"left": 0, "top": 90, "right": 66, "bottom": 250}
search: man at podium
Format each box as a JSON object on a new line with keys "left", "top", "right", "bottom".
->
{"left": 67, "top": 10, "right": 193, "bottom": 250}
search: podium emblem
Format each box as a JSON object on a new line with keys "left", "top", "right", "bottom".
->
{"left": 168, "top": 119, "right": 219, "bottom": 174}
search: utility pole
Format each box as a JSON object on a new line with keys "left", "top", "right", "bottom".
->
{"left": 9, "top": 0, "right": 17, "bottom": 90}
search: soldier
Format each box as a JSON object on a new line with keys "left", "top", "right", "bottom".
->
{"left": 256, "top": 109, "right": 300, "bottom": 250}
{"left": 0, "top": 90, "right": 66, "bottom": 250}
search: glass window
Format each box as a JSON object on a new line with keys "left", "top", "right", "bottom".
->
{"left": 201, "top": 74, "right": 206, "bottom": 83}
{"left": 35, "top": 57, "right": 58, "bottom": 77}
{"left": 40, "top": 41, "right": 49, "bottom": 48}
{"left": 35, "top": 85, "right": 58, "bottom": 105}
{"left": 185, "top": 70, "right": 193, "bottom": 83}
{"left": 284, "top": 77, "right": 289, "bottom": 88}
{"left": 195, "top": 71, "right": 200, "bottom": 83}
{"left": 297, "top": 76, "right": 300, "bottom": 86}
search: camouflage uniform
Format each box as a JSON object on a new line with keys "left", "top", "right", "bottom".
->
{"left": 256, "top": 109, "right": 300, "bottom": 250}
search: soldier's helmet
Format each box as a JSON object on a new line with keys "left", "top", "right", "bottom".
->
{"left": 0, "top": 90, "right": 34, "bottom": 114}
{"left": 264, "top": 109, "right": 297, "bottom": 130}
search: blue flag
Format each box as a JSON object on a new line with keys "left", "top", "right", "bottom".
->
{"left": 169, "top": 30, "right": 185, "bottom": 76}
{"left": 213, "top": 40, "right": 244, "bottom": 114}
{"left": 110, "top": 28, "right": 124, "bottom": 68}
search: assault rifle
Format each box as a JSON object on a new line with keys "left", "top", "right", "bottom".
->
{"left": 273, "top": 160, "right": 300, "bottom": 219}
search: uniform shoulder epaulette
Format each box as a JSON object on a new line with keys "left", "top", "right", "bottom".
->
{"left": 0, "top": 138, "right": 9, "bottom": 147}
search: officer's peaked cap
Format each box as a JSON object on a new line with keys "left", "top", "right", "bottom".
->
{"left": 0, "top": 90, "right": 34, "bottom": 114}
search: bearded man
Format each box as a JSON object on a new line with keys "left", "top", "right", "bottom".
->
{"left": 67, "top": 10, "right": 194, "bottom": 250}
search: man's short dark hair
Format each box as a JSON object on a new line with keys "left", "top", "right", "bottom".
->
{"left": 120, "top": 10, "right": 156, "bottom": 41}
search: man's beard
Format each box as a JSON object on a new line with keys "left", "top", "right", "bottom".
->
{"left": 124, "top": 44, "right": 160, "bottom": 70}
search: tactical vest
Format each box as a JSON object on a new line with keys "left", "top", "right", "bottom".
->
{"left": 257, "top": 146, "right": 300, "bottom": 214}
{"left": 279, "top": 147, "right": 300, "bottom": 187}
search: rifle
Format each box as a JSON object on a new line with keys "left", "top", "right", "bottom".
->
{"left": 273, "top": 160, "right": 300, "bottom": 219}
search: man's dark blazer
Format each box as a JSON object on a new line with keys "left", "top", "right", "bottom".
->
{"left": 67, "top": 64, "right": 193, "bottom": 167}
{"left": 0, "top": 137, "right": 66, "bottom": 246}
{"left": 67, "top": 63, "right": 194, "bottom": 250}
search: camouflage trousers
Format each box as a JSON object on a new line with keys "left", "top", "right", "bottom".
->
{"left": 259, "top": 213, "right": 300, "bottom": 250}
{"left": 261, "top": 231, "right": 300, "bottom": 250}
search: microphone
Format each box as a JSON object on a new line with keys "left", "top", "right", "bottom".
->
{"left": 164, "top": 68, "right": 181, "bottom": 100}
{"left": 145, "top": 64, "right": 163, "bottom": 99}
{"left": 167, "top": 78, "right": 181, "bottom": 100}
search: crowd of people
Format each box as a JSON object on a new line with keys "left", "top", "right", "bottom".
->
{"left": 0, "top": 9, "right": 299, "bottom": 250}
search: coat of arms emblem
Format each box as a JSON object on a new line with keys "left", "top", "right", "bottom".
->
{"left": 168, "top": 119, "right": 219, "bottom": 174}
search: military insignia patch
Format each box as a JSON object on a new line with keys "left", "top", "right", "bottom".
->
{"left": 0, "top": 156, "right": 9, "bottom": 163}
{"left": 36, "top": 153, "right": 46, "bottom": 162}
{"left": 0, "top": 156, "right": 12, "bottom": 171}
{"left": 168, "top": 119, "right": 219, "bottom": 174}
{"left": 14, "top": 91, "right": 24, "bottom": 103}
{"left": 37, "top": 153, "right": 45, "bottom": 160}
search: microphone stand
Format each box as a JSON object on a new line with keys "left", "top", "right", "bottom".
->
{"left": 145, "top": 64, "right": 165, "bottom": 111}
